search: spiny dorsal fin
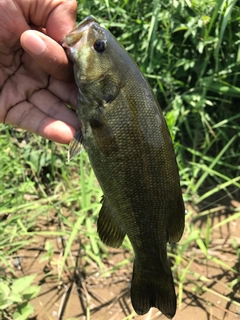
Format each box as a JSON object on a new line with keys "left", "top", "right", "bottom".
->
{"left": 167, "top": 192, "right": 185, "bottom": 243}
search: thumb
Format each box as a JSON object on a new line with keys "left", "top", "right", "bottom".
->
{"left": 20, "top": 30, "right": 74, "bottom": 81}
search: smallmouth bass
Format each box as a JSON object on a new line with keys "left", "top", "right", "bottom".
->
{"left": 63, "top": 16, "right": 185, "bottom": 319}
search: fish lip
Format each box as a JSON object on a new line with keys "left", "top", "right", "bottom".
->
{"left": 62, "top": 15, "right": 103, "bottom": 62}
{"left": 62, "top": 15, "right": 99, "bottom": 48}
{"left": 78, "top": 15, "right": 99, "bottom": 29}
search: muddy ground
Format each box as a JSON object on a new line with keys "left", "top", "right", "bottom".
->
{"left": 10, "top": 197, "right": 240, "bottom": 320}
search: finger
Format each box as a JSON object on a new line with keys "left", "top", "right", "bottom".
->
{"left": 5, "top": 99, "right": 79, "bottom": 144}
{"left": 45, "top": 0, "right": 78, "bottom": 41}
{"left": 29, "top": 88, "right": 79, "bottom": 129}
{"left": 0, "top": 52, "right": 48, "bottom": 123}
{"left": 0, "top": 1, "right": 30, "bottom": 53}
{"left": 48, "top": 77, "right": 78, "bottom": 110}
{"left": 20, "top": 30, "right": 74, "bottom": 81}
{"left": 18, "top": 0, "right": 77, "bottom": 42}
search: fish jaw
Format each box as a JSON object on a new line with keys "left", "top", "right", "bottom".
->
{"left": 62, "top": 24, "right": 91, "bottom": 84}
{"left": 62, "top": 16, "right": 109, "bottom": 85}
{"left": 63, "top": 16, "right": 98, "bottom": 49}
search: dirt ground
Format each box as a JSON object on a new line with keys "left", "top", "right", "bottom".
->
{"left": 11, "top": 196, "right": 240, "bottom": 320}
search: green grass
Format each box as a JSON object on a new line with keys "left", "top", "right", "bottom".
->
{"left": 1, "top": 0, "right": 240, "bottom": 319}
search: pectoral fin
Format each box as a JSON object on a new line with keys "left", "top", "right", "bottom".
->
{"left": 68, "top": 129, "right": 83, "bottom": 161}
{"left": 97, "top": 196, "right": 126, "bottom": 248}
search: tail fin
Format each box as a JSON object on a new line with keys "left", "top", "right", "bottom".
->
{"left": 131, "top": 262, "right": 176, "bottom": 319}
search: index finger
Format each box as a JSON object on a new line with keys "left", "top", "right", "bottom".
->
{"left": 18, "top": 0, "right": 77, "bottom": 41}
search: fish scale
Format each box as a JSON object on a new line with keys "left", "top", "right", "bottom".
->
{"left": 63, "top": 16, "right": 185, "bottom": 319}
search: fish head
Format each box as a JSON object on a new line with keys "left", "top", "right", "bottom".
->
{"left": 63, "top": 16, "right": 126, "bottom": 102}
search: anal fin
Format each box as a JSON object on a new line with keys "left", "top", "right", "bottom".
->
{"left": 97, "top": 196, "right": 126, "bottom": 248}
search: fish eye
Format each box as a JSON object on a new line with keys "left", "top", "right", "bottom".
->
{"left": 93, "top": 39, "right": 106, "bottom": 53}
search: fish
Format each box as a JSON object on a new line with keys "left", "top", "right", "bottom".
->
{"left": 63, "top": 16, "right": 185, "bottom": 319}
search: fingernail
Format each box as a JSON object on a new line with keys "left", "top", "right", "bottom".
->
{"left": 22, "top": 32, "right": 46, "bottom": 55}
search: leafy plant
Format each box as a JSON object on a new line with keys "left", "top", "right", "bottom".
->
{"left": 0, "top": 0, "right": 240, "bottom": 319}
{"left": 0, "top": 274, "right": 40, "bottom": 320}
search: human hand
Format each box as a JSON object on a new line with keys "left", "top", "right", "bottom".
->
{"left": 0, "top": 0, "right": 79, "bottom": 144}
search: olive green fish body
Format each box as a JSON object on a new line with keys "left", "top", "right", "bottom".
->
{"left": 64, "top": 16, "right": 185, "bottom": 319}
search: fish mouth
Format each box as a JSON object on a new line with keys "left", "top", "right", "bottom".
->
{"left": 62, "top": 16, "right": 98, "bottom": 48}
{"left": 77, "top": 16, "right": 98, "bottom": 30}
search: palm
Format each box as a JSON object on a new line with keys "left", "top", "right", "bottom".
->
{"left": 0, "top": 0, "right": 78, "bottom": 143}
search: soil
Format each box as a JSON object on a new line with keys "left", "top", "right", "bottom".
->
{"left": 8, "top": 195, "right": 240, "bottom": 320}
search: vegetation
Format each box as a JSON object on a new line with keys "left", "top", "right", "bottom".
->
{"left": 0, "top": 0, "right": 240, "bottom": 319}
